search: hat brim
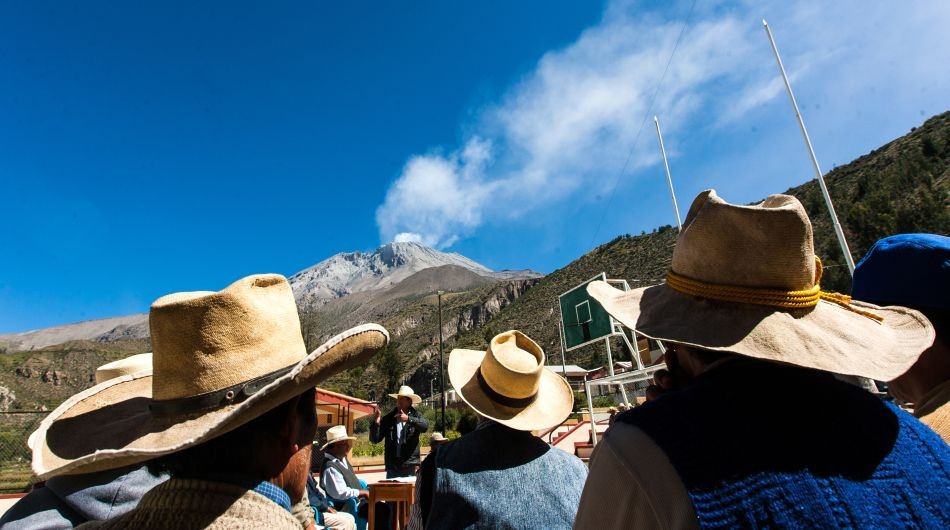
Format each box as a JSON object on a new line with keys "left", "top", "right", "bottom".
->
{"left": 587, "top": 281, "right": 934, "bottom": 381}
{"left": 388, "top": 393, "right": 422, "bottom": 405}
{"left": 319, "top": 436, "right": 357, "bottom": 452}
{"left": 448, "top": 349, "right": 574, "bottom": 432}
{"left": 33, "top": 324, "right": 388, "bottom": 480}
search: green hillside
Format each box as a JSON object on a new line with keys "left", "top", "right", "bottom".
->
{"left": 791, "top": 111, "right": 949, "bottom": 293}
{"left": 0, "top": 340, "right": 151, "bottom": 411}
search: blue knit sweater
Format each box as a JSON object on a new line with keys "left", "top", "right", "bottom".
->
{"left": 618, "top": 360, "right": 950, "bottom": 529}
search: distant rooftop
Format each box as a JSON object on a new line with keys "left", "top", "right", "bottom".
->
{"left": 547, "top": 364, "right": 593, "bottom": 376}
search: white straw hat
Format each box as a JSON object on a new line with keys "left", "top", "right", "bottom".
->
{"left": 321, "top": 425, "right": 357, "bottom": 451}
{"left": 388, "top": 385, "right": 422, "bottom": 405}
{"left": 95, "top": 353, "right": 153, "bottom": 385}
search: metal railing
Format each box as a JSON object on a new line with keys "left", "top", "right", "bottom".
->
{"left": 583, "top": 364, "right": 666, "bottom": 445}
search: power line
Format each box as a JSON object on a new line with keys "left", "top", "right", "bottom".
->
{"left": 589, "top": 0, "right": 699, "bottom": 250}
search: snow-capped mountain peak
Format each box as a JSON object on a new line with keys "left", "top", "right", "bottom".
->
{"left": 288, "top": 241, "right": 496, "bottom": 304}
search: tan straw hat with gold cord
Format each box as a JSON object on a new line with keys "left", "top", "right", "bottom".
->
{"left": 587, "top": 190, "right": 934, "bottom": 381}
{"left": 449, "top": 330, "right": 573, "bottom": 431}
{"left": 32, "top": 274, "right": 389, "bottom": 480}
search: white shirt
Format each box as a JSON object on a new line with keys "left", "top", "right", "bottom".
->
{"left": 321, "top": 452, "right": 361, "bottom": 501}
{"left": 574, "top": 422, "right": 697, "bottom": 529}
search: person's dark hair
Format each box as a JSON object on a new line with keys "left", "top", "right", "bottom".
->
{"left": 666, "top": 343, "right": 731, "bottom": 369}
{"left": 688, "top": 347, "right": 732, "bottom": 366}
{"left": 148, "top": 388, "right": 316, "bottom": 477}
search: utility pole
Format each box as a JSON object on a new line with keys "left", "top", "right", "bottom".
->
{"left": 763, "top": 19, "right": 855, "bottom": 274}
{"left": 437, "top": 290, "right": 446, "bottom": 432}
{"left": 654, "top": 116, "right": 682, "bottom": 231}
{"left": 558, "top": 320, "right": 568, "bottom": 382}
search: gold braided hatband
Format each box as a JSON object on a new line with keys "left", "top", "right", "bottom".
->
{"left": 665, "top": 257, "right": 884, "bottom": 322}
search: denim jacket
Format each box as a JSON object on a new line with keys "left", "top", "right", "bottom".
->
{"left": 421, "top": 421, "right": 587, "bottom": 530}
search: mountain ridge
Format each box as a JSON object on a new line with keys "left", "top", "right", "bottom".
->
{"left": 0, "top": 241, "right": 541, "bottom": 351}
{"left": 289, "top": 241, "right": 539, "bottom": 306}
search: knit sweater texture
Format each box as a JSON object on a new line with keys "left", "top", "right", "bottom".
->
{"left": 618, "top": 360, "right": 950, "bottom": 529}
{"left": 75, "top": 477, "right": 302, "bottom": 530}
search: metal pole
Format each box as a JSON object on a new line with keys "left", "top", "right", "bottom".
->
{"left": 558, "top": 320, "right": 568, "bottom": 382}
{"left": 654, "top": 116, "right": 682, "bottom": 231}
{"left": 618, "top": 331, "right": 645, "bottom": 371}
{"left": 605, "top": 338, "right": 630, "bottom": 405}
{"left": 585, "top": 379, "right": 598, "bottom": 445}
{"left": 763, "top": 19, "right": 855, "bottom": 274}
{"left": 437, "top": 290, "right": 446, "bottom": 432}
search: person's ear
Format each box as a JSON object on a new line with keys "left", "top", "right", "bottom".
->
{"left": 277, "top": 395, "right": 303, "bottom": 457}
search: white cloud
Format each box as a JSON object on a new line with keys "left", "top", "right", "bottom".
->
{"left": 377, "top": 0, "right": 950, "bottom": 247}
{"left": 376, "top": 137, "right": 496, "bottom": 248}
{"left": 393, "top": 232, "right": 423, "bottom": 244}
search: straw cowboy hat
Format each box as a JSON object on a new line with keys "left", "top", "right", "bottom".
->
{"left": 31, "top": 273, "right": 389, "bottom": 480}
{"left": 586, "top": 190, "right": 934, "bottom": 381}
{"left": 449, "top": 330, "right": 573, "bottom": 431}
{"left": 320, "top": 425, "right": 357, "bottom": 451}
{"left": 388, "top": 385, "right": 422, "bottom": 405}
{"left": 28, "top": 353, "right": 155, "bottom": 452}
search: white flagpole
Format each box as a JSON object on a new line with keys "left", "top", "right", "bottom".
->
{"left": 654, "top": 116, "right": 683, "bottom": 231}
{"left": 763, "top": 19, "right": 855, "bottom": 274}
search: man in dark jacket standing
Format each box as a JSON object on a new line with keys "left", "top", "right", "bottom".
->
{"left": 370, "top": 385, "right": 429, "bottom": 478}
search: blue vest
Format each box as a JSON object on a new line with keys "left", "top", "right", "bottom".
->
{"left": 423, "top": 421, "right": 588, "bottom": 530}
{"left": 618, "top": 360, "right": 950, "bottom": 529}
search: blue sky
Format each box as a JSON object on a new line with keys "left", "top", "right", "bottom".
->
{"left": 1, "top": 0, "right": 948, "bottom": 333}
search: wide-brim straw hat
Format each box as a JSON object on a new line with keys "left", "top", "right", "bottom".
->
{"left": 320, "top": 425, "right": 357, "bottom": 451}
{"left": 587, "top": 190, "right": 934, "bottom": 382}
{"left": 32, "top": 274, "right": 388, "bottom": 480}
{"left": 388, "top": 385, "right": 422, "bottom": 405}
{"left": 449, "top": 330, "right": 573, "bottom": 431}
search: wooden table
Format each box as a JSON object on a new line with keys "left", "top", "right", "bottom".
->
{"left": 367, "top": 481, "right": 415, "bottom": 530}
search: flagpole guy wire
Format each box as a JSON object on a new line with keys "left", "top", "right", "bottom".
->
{"left": 589, "top": 0, "right": 698, "bottom": 250}
{"left": 763, "top": 19, "right": 855, "bottom": 275}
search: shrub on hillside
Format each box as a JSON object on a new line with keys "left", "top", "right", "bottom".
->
{"left": 456, "top": 408, "right": 478, "bottom": 435}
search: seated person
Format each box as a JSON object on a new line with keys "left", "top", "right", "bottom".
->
{"left": 411, "top": 331, "right": 587, "bottom": 529}
{"left": 308, "top": 443, "right": 356, "bottom": 530}
{"left": 320, "top": 425, "right": 390, "bottom": 530}
{"left": 852, "top": 233, "right": 950, "bottom": 440}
